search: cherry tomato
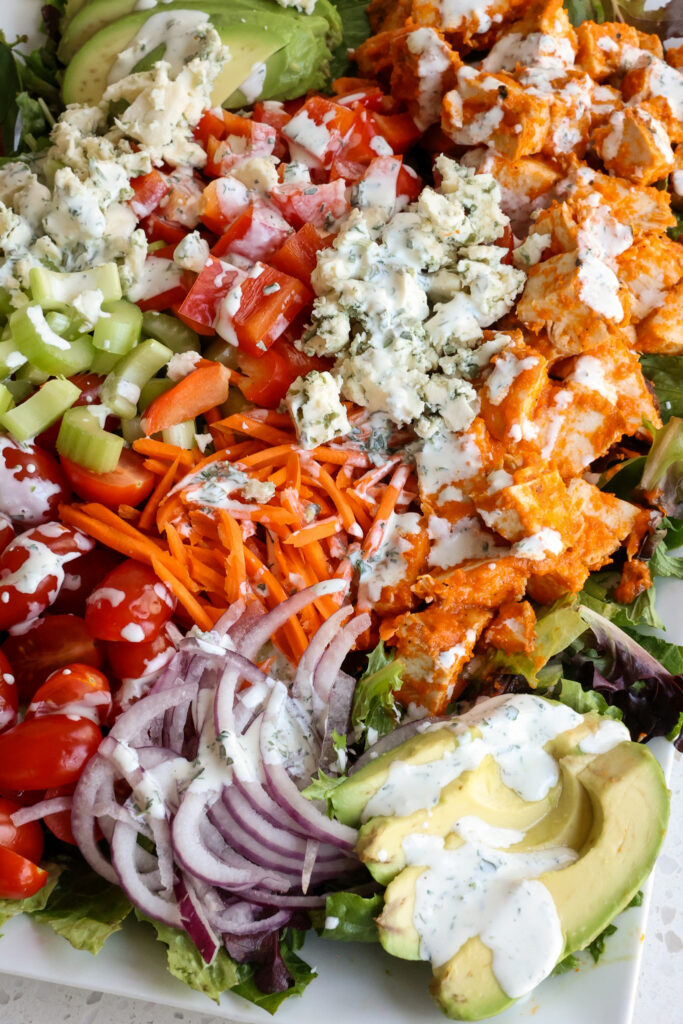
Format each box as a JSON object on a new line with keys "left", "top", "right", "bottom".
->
{"left": 60, "top": 449, "right": 155, "bottom": 508}
{"left": 0, "top": 437, "right": 70, "bottom": 527}
{"left": 106, "top": 623, "right": 176, "bottom": 680}
{"left": 26, "top": 664, "right": 112, "bottom": 726}
{"left": 43, "top": 784, "right": 77, "bottom": 845}
{"left": 0, "top": 514, "right": 14, "bottom": 553}
{"left": 0, "top": 523, "right": 94, "bottom": 632}
{"left": 0, "top": 650, "right": 17, "bottom": 733}
{"left": 0, "top": 797, "right": 44, "bottom": 862}
{"left": 50, "top": 546, "right": 122, "bottom": 616}
{"left": 2, "top": 614, "right": 103, "bottom": 703}
{"left": 0, "top": 716, "right": 102, "bottom": 790}
{"left": 85, "top": 559, "right": 176, "bottom": 643}
{"left": 0, "top": 845, "right": 47, "bottom": 900}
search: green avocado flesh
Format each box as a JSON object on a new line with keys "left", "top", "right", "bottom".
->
{"left": 332, "top": 702, "right": 669, "bottom": 1021}
{"left": 62, "top": 0, "right": 341, "bottom": 108}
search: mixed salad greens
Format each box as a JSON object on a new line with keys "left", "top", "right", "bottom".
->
{"left": 0, "top": 0, "right": 682, "bottom": 1018}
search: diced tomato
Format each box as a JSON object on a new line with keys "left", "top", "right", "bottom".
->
{"left": 270, "top": 179, "right": 350, "bottom": 230}
{"left": 332, "top": 78, "right": 385, "bottom": 111}
{"left": 85, "top": 559, "right": 176, "bottom": 643}
{"left": 328, "top": 154, "right": 367, "bottom": 184}
{"left": 2, "top": 614, "right": 103, "bottom": 704}
{"left": 176, "top": 255, "right": 242, "bottom": 335}
{"left": 0, "top": 797, "right": 43, "bottom": 861}
{"left": 211, "top": 202, "right": 292, "bottom": 263}
{"left": 199, "top": 177, "right": 251, "bottom": 235}
{"left": 129, "top": 169, "right": 169, "bottom": 218}
{"left": 339, "top": 107, "right": 386, "bottom": 165}
{"left": 0, "top": 524, "right": 94, "bottom": 633}
{"left": 141, "top": 213, "right": 188, "bottom": 245}
{"left": 270, "top": 222, "right": 333, "bottom": 287}
{"left": 161, "top": 170, "right": 203, "bottom": 228}
{"left": 235, "top": 338, "right": 332, "bottom": 408}
{"left": 60, "top": 448, "right": 155, "bottom": 508}
{"left": 0, "top": 651, "right": 17, "bottom": 733}
{"left": 397, "top": 163, "right": 422, "bottom": 202}
{"left": 136, "top": 285, "right": 189, "bottom": 314}
{"left": 283, "top": 96, "right": 356, "bottom": 169}
{"left": 50, "top": 545, "right": 122, "bottom": 617}
{"left": 0, "top": 845, "right": 47, "bottom": 899}
{"left": 217, "top": 264, "right": 312, "bottom": 357}
{"left": 370, "top": 111, "right": 422, "bottom": 153}
{"left": 194, "top": 108, "right": 229, "bottom": 148}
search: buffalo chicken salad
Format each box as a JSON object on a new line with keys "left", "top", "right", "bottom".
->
{"left": 0, "top": 0, "right": 681, "bottom": 1018}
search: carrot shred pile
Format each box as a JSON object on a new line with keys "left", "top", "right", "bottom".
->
{"left": 59, "top": 409, "right": 416, "bottom": 661}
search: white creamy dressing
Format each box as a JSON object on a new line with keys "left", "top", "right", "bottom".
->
{"left": 485, "top": 352, "right": 539, "bottom": 406}
{"left": 108, "top": 11, "right": 211, "bottom": 83}
{"left": 567, "top": 354, "right": 617, "bottom": 404}
{"left": 184, "top": 461, "right": 276, "bottom": 506}
{"left": 25, "top": 305, "right": 70, "bottom": 350}
{"left": 427, "top": 514, "right": 504, "bottom": 569}
{"left": 577, "top": 254, "right": 623, "bottom": 320}
{"left": 365, "top": 695, "right": 631, "bottom": 998}
{"left": 439, "top": 0, "right": 492, "bottom": 32}
{"left": 91, "top": 586, "right": 126, "bottom": 608}
{"left": 417, "top": 430, "right": 482, "bottom": 497}
{"left": 358, "top": 511, "right": 422, "bottom": 604}
{"left": 126, "top": 256, "right": 184, "bottom": 303}
{"left": 0, "top": 439, "right": 61, "bottom": 525}
{"left": 406, "top": 28, "right": 453, "bottom": 130}
{"left": 239, "top": 62, "right": 268, "bottom": 104}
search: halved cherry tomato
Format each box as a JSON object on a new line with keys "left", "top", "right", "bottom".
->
{"left": 26, "top": 664, "right": 111, "bottom": 726}
{"left": 2, "top": 614, "right": 103, "bottom": 703}
{"left": 0, "top": 514, "right": 14, "bottom": 553}
{"left": 235, "top": 339, "right": 332, "bottom": 408}
{"left": 60, "top": 448, "right": 155, "bottom": 507}
{"left": 43, "top": 784, "right": 76, "bottom": 845}
{"left": 50, "top": 545, "right": 122, "bottom": 617}
{"left": 0, "top": 523, "right": 94, "bottom": 632}
{"left": 0, "top": 797, "right": 44, "bottom": 861}
{"left": 0, "top": 845, "right": 47, "bottom": 899}
{"left": 0, "top": 436, "right": 70, "bottom": 527}
{"left": 106, "top": 622, "right": 176, "bottom": 681}
{"left": 0, "top": 715, "right": 102, "bottom": 790}
{"left": 0, "top": 650, "right": 17, "bottom": 733}
{"left": 85, "top": 559, "right": 176, "bottom": 643}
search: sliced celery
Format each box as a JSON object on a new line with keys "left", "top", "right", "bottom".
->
{"left": 101, "top": 338, "right": 171, "bottom": 420}
{"left": 29, "top": 264, "right": 122, "bottom": 310}
{"left": 10, "top": 305, "right": 95, "bottom": 376}
{"left": 45, "top": 309, "right": 88, "bottom": 342}
{"left": 0, "top": 288, "right": 13, "bottom": 321}
{"left": 121, "top": 416, "right": 145, "bottom": 445}
{"left": 57, "top": 406, "right": 123, "bottom": 473}
{"left": 139, "top": 377, "right": 173, "bottom": 412}
{"left": 142, "top": 311, "right": 200, "bottom": 354}
{"left": 203, "top": 338, "right": 240, "bottom": 369}
{"left": 1, "top": 377, "right": 81, "bottom": 442}
{"left": 93, "top": 300, "right": 142, "bottom": 355}
{"left": 4, "top": 380, "right": 33, "bottom": 404}
{"left": 0, "top": 338, "right": 27, "bottom": 378}
{"left": 16, "top": 362, "right": 50, "bottom": 385}
{"left": 162, "top": 419, "right": 195, "bottom": 449}
{"left": 90, "top": 350, "right": 122, "bottom": 375}
{"left": 0, "top": 384, "right": 14, "bottom": 417}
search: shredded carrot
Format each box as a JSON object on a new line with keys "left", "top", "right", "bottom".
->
{"left": 285, "top": 516, "right": 342, "bottom": 547}
{"left": 138, "top": 456, "right": 181, "bottom": 532}
{"left": 217, "top": 509, "right": 246, "bottom": 604}
{"left": 133, "top": 438, "right": 195, "bottom": 467}
{"left": 214, "top": 414, "right": 295, "bottom": 446}
{"left": 362, "top": 464, "right": 411, "bottom": 558}
{"left": 151, "top": 557, "right": 214, "bottom": 631}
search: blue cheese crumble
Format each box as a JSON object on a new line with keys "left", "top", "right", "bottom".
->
{"left": 286, "top": 370, "right": 351, "bottom": 450}
{"left": 299, "top": 156, "right": 525, "bottom": 438}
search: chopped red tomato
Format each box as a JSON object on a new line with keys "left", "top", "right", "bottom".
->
{"left": 236, "top": 338, "right": 332, "bottom": 407}
{"left": 50, "top": 545, "right": 122, "bottom": 617}
{"left": 26, "top": 664, "right": 111, "bottom": 727}
{"left": 194, "top": 108, "right": 229, "bottom": 148}
{"left": 205, "top": 119, "right": 277, "bottom": 176}
{"left": 0, "top": 845, "right": 47, "bottom": 899}
{"left": 85, "top": 559, "right": 176, "bottom": 643}
{"left": 270, "top": 222, "right": 334, "bottom": 286}
{"left": 211, "top": 201, "right": 292, "bottom": 263}
{"left": 253, "top": 100, "right": 292, "bottom": 132}
{"left": 0, "top": 523, "right": 94, "bottom": 632}
{"left": 2, "top": 614, "right": 103, "bottom": 703}
{"left": 0, "top": 651, "right": 17, "bottom": 733}
{"left": 141, "top": 212, "right": 189, "bottom": 245}
{"left": 370, "top": 111, "right": 422, "bottom": 153}
{"left": 0, "top": 715, "right": 102, "bottom": 790}
{"left": 0, "top": 797, "right": 43, "bottom": 861}
{"left": 0, "top": 437, "right": 70, "bottom": 527}
{"left": 270, "top": 179, "right": 350, "bottom": 230}
{"left": 60, "top": 448, "right": 155, "bottom": 507}
{"left": 398, "top": 163, "right": 422, "bottom": 202}
{"left": 106, "top": 622, "right": 176, "bottom": 681}
{"left": 129, "top": 169, "right": 169, "bottom": 218}
{"left": 176, "top": 255, "right": 242, "bottom": 335}
{"left": 332, "top": 78, "right": 385, "bottom": 111}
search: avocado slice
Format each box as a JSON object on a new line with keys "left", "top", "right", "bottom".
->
{"left": 59, "top": 0, "right": 342, "bottom": 65}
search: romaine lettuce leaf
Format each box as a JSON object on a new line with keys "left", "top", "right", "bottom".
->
{"left": 0, "top": 863, "right": 62, "bottom": 930}
{"left": 312, "top": 891, "right": 384, "bottom": 942}
{"left": 137, "top": 911, "right": 239, "bottom": 1004}
{"left": 232, "top": 929, "right": 317, "bottom": 1015}
{"left": 351, "top": 641, "right": 403, "bottom": 748}
{"left": 32, "top": 860, "right": 132, "bottom": 954}
{"left": 641, "top": 355, "right": 683, "bottom": 423}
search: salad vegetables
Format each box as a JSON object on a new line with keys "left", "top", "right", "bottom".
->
{"left": 0, "top": 0, "right": 681, "bottom": 1018}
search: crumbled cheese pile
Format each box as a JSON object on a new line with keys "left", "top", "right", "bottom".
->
{"left": 297, "top": 156, "right": 525, "bottom": 438}
{"left": 0, "top": 23, "right": 229, "bottom": 304}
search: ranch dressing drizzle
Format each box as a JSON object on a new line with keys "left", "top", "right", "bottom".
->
{"left": 361, "top": 695, "right": 583, "bottom": 822}
{"left": 404, "top": 815, "right": 576, "bottom": 996}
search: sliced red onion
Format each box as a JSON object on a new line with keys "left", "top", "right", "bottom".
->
{"left": 313, "top": 612, "right": 371, "bottom": 710}
{"left": 292, "top": 605, "right": 354, "bottom": 703}
{"left": 211, "top": 903, "right": 292, "bottom": 935}
{"left": 175, "top": 874, "right": 220, "bottom": 964}
{"left": 221, "top": 785, "right": 344, "bottom": 863}
{"left": 246, "top": 888, "right": 328, "bottom": 909}
{"left": 110, "top": 820, "right": 181, "bottom": 928}
{"left": 349, "top": 716, "right": 448, "bottom": 773}
{"left": 301, "top": 840, "right": 319, "bottom": 895}
{"left": 108, "top": 684, "right": 198, "bottom": 744}
{"left": 11, "top": 796, "right": 73, "bottom": 826}
{"left": 214, "top": 650, "right": 269, "bottom": 736}
{"left": 71, "top": 757, "right": 121, "bottom": 884}
{"left": 238, "top": 581, "right": 346, "bottom": 663}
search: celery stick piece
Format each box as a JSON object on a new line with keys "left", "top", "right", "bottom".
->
{"left": 121, "top": 416, "right": 145, "bottom": 445}
{"left": 142, "top": 311, "right": 200, "bottom": 354}
{"left": 1, "top": 378, "right": 81, "bottom": 442}
{"left": 29, "top": 263, "right": 122, "bottom": 310}
{"left": 101, "top": 338, "right": 171, "bottom": 420}
{"left": 0, "top": 384, "right": 14, "bottom": 417}
{"left": 16, "top": 362, "right": 50, "bottom": 385}
{"left": 93, "top": 300, "right": 142, "bottom": 355}
{"left": 139, "top": 377, "right": 173, "bottom": 412}
{"left": 45, "top": 309, "right": 89, "bottom": 342}
{"left": 162, "top": 419, "right": 195, "bottom": 449}
{"left": 57, "top": 406, "right": 123, "bottom": 473}
{"left": 0, "top": 338, "right": 27, "bottom": 378}
{"left": 10, "top": 306, "right": 95, "bottom": 376}
{"left": 0, "top": 288, "right": 13, "bottom": 321}
{"left": 90, "top": 350, "right": 122, "bottom": 375}
{"left": 4, "top": 380, "right": 33, "bottom": 404}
